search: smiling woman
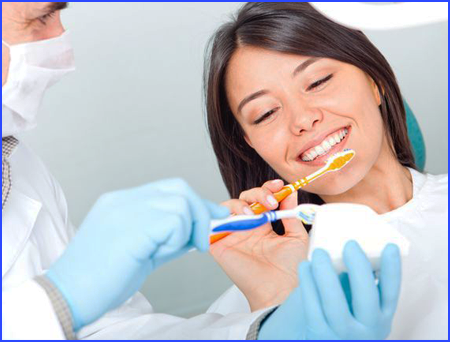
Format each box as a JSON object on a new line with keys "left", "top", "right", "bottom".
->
{"left": 205, "top": 2, "right": 415, "bottom": 203}
{"left": 204, "top": 2, "right": 447, "bottom": 340}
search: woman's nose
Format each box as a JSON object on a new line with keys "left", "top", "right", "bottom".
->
{"left": 289, "top": 105, "right": 323, "bottom": 135}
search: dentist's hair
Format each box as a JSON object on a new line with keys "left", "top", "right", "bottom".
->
{"left": 204, "top": 2, "right": 416, "bottom": 219}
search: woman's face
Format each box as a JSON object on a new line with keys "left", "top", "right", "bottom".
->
{"left": 225, "top": 46, "right": 389, "bottom": 196}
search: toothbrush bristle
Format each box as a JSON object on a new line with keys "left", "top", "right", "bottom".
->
{"left": 327, "top": 149, "right": 355, "bottom": 171}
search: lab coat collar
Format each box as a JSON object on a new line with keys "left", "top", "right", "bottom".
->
{"left": 2, "top": 188, "right": 42, "bottom": 278}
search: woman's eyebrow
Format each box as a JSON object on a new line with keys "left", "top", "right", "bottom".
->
{"left": 292, "top": 57, "right": 321, "bottom": 77}
{"left": 237, "top": 90, "right": 269, "bottom": 114}
{"left": 237, "top": 57, "right": 322, "bottom": 114}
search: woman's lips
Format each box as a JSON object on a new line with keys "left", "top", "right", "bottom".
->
{"left": 297, "top": 126, "right": 351, "bottom": 166}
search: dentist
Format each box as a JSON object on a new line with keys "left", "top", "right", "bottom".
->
{"left": 1, "top": 2, "right": 273, "bottom": 339}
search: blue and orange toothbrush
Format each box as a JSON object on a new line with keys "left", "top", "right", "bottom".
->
{"left": 210, "top": 204, "right": 319, "bottom": 233}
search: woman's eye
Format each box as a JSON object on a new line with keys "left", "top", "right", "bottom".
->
{"left": 307, "top": 74, "right": 333, "bottom": 92}
{"left": 253, "top": 108, "right": 279, "bottom": 125}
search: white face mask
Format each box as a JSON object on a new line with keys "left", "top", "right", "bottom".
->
{"left": 2, "top": 31, "right": 75, "bottom": 137}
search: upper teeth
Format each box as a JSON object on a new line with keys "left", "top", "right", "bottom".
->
{"left": 301, "top": 128, "right": 348, "bottom": 162}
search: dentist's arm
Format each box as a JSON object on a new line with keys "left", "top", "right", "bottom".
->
{"left": 44, "top": 178, "right": 229, "bottom": 333}
{"left": 258, "top": 241, "right": 402, "bottom": 340}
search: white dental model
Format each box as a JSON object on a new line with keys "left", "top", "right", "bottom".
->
{"left": 308, "top": 203, "right": 410, "bottom": 274}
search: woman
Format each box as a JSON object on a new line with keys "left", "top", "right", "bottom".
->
{"left": 204, "top": 2, "right": 448, "bottom": 339}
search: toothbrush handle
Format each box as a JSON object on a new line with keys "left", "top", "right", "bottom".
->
{"left": 210, "top": 186, "right": 294, "bottom": 244}
{"left": 210, "top": 232, "right": 230, "bottom": 244}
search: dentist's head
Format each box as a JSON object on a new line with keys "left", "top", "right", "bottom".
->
{"left": 2, "top": 2, "right": 74, "bottom": 137}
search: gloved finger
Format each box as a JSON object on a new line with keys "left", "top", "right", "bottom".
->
{"left": 259, "top": 285, "right": 306, "bottom": 340}
{"left": 151, "top": 244, "right": 192, "bottom": 270}
{"left": 339, "top": 272, "right": 353, "bottom": 315}
{"left": 378, "top": 243, "right": 402, "bottom": 318}
{"left": 298, "top": 261, "right": 329, "bottom": 332}
{"left": 203, "top": 199, "right": 230, "bottom": 219}
{"left": 141, "top": 196, "right": 192, "bottom": 252}
{"left": 98, "top": 183, "right": 194, "bottom": 241}
{"left": 343, "top": 240, "right": 380, "bottom": 325}
{"left": 140, "top": 178, "right": 212, "bottom": 253}
{"left": 311, "top": 249, "right": 353, "bottom": 335}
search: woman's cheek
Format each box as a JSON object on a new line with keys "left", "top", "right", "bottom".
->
{"left": 255, "top": 144, "right": 279, "bottom": 166}
{"left": 250, "top": 126, "right": 282, "bottom": 152}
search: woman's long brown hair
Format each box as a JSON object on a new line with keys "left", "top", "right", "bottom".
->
{"left": 204, "top": 2, "right": 416, "bottom": 225}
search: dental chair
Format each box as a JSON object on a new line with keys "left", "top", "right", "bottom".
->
{"left": 405, "top": 100, "right": 426, "bottom": 171}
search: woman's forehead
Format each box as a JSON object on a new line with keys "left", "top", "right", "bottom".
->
{"left": 226, "top": 47, "right": 353, "bottom": 79}
{"left": 225, "top": 48, "right": 357, "bottom": 93}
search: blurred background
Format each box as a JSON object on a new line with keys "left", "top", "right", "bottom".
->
{"left": 20, "top": 2, "right": 448, "bottom": 317}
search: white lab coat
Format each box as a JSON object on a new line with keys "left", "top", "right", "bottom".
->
{"left": 2, "top": 141, "right": 271, "bottom": 340}
{"left": 208, "top": 168, "right": 449, "bottom": 340}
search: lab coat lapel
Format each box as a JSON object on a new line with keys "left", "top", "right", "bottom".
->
{"left": 2, "top": 188, "right": 42, "bottom": 278}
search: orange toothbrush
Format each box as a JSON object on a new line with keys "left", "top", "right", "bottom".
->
{"left": 210, "top": 149, "right": 355, "bottom": 244}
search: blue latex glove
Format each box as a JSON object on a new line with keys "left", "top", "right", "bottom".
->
{"left": 45, "top": 178, "right": 229, "bottom": 331}
{"left": 258, "top": 241, "right": 401, "bottom": 340}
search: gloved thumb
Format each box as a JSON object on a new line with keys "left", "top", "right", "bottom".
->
{"left": 203, "top": 199, "right": 230, "bottom": 219}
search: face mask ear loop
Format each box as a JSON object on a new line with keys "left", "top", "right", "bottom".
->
{"left": 2, "top": 40, "right": 11, "bottom": 48}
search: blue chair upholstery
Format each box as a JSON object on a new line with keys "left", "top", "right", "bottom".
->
{"left": 404, "top": 100, "right": 426, "bottom": 171}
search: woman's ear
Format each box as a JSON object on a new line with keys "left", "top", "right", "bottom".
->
{"left": 369, "top": 77, "right": 384, "bottom": 106}
{"left": 244, "top": 134, "right": 254, "bottom": 149}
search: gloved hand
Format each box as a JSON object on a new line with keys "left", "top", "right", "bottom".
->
{"left": 258, "top": 240, "right": 401, "bottom": 340}
{"left": 45, "top": 178, "right": 229, "bottom": 331}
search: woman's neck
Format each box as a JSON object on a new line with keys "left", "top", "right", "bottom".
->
{"left": 321, "top": 147, "right": 413, "bottom": 214}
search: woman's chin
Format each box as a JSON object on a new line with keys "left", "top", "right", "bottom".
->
{"left": 308, "top": 174, "right": 361, "bottom": 197}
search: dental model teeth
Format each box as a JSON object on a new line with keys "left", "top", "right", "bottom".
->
{"left": 300, "top": 128, "right": 349, "bottom": 162}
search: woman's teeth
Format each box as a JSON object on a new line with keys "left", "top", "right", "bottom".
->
{"left": 301, "top": 128, "right": 348, "bottom": 162}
